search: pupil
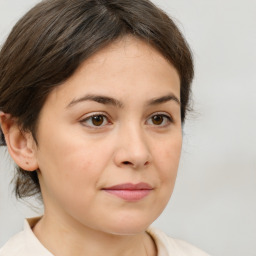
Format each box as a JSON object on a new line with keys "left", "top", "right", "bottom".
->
{"left": 92, "top": 115, "right": 103, "bottom": 126}
{"left": 152, "top": 115, "right": 163, "bottom": 125}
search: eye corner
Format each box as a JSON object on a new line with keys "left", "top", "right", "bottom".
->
{"left": 79, "top": 112, "right": 112, "bottom": 129}
{"left": 146, "top": 112, "right": 174, "bottom": 128}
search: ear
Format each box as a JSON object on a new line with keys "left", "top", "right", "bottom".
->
{"left": 0, "top": 112, "right": 39, "bottom": 171}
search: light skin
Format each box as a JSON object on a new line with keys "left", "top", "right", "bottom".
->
{"left": 0, "top": 36, "right": 182, "bottom": 256}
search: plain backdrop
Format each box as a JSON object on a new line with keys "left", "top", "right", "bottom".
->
{"left": 0, "top": 1, "right": 256, "bottom": 255}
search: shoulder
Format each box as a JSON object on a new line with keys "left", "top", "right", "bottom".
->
{"left": 0, "top": 218, "right": 52, "bottom": 256}
{"left": 147, "top": 227, "right": 211, "bottom": 256}
{"left": 0, "top": 231, "right": 27, "bottom": 256}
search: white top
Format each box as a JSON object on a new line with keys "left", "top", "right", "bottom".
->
{"left": 0, "top": 218, "right": 210, "bottom": 256}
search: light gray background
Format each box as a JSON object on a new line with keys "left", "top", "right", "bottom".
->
{"left": 0, "top": 1, "right": 256, "bottom": 255}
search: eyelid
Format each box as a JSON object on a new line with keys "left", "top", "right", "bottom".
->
{"left": 79, "top": 112, "right": 112, "bottom": 128}
{"left": 146, "top": 112, "right": 174, "bottom": 126}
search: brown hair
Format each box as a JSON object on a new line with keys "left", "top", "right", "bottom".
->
{"left": 0, "top": 0, "right": 194, "bottom": 199}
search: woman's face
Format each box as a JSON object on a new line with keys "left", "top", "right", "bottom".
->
{"left": 34, "top": 37, "right": 182, "bottom": 235}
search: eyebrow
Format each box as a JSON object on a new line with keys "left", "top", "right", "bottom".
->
{"left": 67, "top": 94, "right": 124, "bottom": 108}
{"left": 146, "top": 94, "right": 180, "bottom": 106}
{"left": 66, "top": 93, "right": 180, "bottom": 108}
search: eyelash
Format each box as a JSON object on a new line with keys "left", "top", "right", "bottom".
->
{"left": 79, "top": 112, "right": 173, "bottom": 128}
{"left": 146, "top": 112, "right": 173, "bottom": 127}
{"left": 79, "top": 113, "right": 111, "bottom": 128}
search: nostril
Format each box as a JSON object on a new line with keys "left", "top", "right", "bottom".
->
{"left": 122, "top": 160, "right": 150, "bottom": 167}
{"left": 123, "top": 161, "right": 131, "bottom": 165}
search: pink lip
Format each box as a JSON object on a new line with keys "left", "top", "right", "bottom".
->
{"left": 102, "top": 183, "right": 153, "bottom": 201}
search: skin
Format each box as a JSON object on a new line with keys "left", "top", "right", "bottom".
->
{"left": 0, "top": 36, "right": 182, "bottom": 256}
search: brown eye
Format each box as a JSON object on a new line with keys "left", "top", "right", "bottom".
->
{"left": 80, "top": 114, "right": 110, "bottom": 128}
{"left": 146, "top": 113, "right": 172, "bottom": 127}
{"left": 152, "top": 115, "right": 164, "bottom": 125}
{"left": 91, "top": 115, "right": 104, "bottom": 126}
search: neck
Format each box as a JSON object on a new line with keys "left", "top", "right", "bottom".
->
{"left": 32, "top": 214, "right": 157, "bottom": 256}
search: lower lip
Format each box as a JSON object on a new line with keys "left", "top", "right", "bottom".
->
{"left": 103, "top": 189, "right": 152, "bottom": 201}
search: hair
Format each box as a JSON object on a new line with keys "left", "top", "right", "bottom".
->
{"left": 0, "top": 0, "right": 194, "bottom": 199}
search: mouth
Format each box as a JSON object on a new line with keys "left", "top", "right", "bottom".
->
{"left": 102, "top": 183, "right": 153, "bottom": 201}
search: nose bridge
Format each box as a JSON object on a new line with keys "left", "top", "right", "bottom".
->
{"left": 115, "top": 121, "right": 151, "bottom": 168}
{"left": 127, "top": 122, "right": 148, "bottom": 154}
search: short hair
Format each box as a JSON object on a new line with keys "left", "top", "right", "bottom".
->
{"left": 0, "top": 0, "right": 194, "bottom": 199}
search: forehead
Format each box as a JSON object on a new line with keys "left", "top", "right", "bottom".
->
{"left": 44, "top": 36, "right": 180, "bottom": 107}
{"left": 76, "top": 36, "right": 175, "bottom": 74}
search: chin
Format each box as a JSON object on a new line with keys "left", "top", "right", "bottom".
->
{"left": 107, "top": 226, "right": 149, "bottom": 236}
{"left": 101, "top": 215, "right": 156, "bottom": 236}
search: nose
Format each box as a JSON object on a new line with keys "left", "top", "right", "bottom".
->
{"left": 113, "top": 125, "right": 151, "bottom": 169}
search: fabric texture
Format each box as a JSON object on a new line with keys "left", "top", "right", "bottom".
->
{"left": 0, "top": 217, "right": 210, "bottom": 256}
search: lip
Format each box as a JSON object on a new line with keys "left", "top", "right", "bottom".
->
{"left": 102, "top": 183, "right": 153, "bottom": 201}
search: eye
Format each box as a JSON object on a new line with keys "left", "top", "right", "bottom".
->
{"left": 80, "top": 114, "right": 111, "bottom": 128}
{"left": 146, "top": 113, "right": 173, "bottom": 127}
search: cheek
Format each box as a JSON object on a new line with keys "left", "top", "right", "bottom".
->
{"left": 154, "top": 134, "right": 182, "bottom": 179}
{"left": 35, "top": 138, "right": 114, "bottom": 218}
{"left": 36, "top": 132, "right": 114, "bottom": 192}
{"left": 146, "top": 133, "right": 182, "bottom": 219}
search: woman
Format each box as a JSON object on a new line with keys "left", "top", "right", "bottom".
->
{"left": 0, "top": 0, "right": 210, "bottom": 255}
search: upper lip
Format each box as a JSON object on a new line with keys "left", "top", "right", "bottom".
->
{"left": 102, "top": 182, "right": 153, "bottom": 190}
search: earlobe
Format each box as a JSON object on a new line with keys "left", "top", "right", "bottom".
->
{"left": 0, "top": 112, "right": 39, "bottom": 171}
